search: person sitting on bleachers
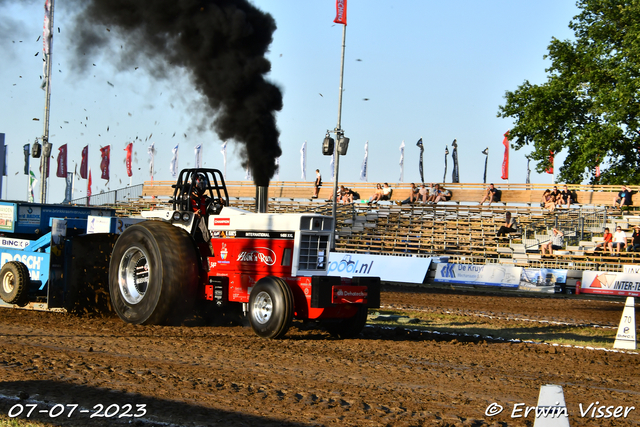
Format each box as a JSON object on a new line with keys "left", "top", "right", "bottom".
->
{"left": 397, "top": 183, "right": 420, "bottom": 205}
{"left": 428, "top": 184, "right": 442, "bottom": 203}
{"left": 592, "top": 227, "right": 613, "bottom": 254}
{"left": 379, "top": 183, "right": 392, "bottom": 201}
{"left": 479, "top": 183, "right": 498, "bottom": 205}
{"left": 627, "top": 225, "right": 640, "bottom": 252}
{"left": 540, "top": 228, "right": 564, "bottom": 256}
{"left": 613, "top": 185, "right": 633, "bottom": 210}
{"left": 368, "top": 183, "right": 383, "bottom": 204}
{"left": 612, "top": 226, "right": 627, "bottom": 254}
{"left": 434, "top": 188, "right": 452, "bottom": 203}
{"left": 541, "top": 189, "right": 556, "bottom": 213}
{"left": 560, "top": 184, "right": 573, "bottom": 209}
{"left": 496, "top": 211, "right": 517, "bottom": 237}
{"left": 418, "top": 184, "right": 429, "bottom": 202}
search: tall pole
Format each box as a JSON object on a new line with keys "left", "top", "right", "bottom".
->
{"left": 40, "top": 0, "right": 54, "bottom": 203}
{"left": 330, "top": 24, "right": 347, "bottom": 250}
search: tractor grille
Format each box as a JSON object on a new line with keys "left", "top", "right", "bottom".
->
{"left": 298, "top": 233, "right": 330, "bottom": 271}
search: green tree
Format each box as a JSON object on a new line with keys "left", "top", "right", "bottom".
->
{"left": 498, "top": 0, "right": 640, "bottom": 184}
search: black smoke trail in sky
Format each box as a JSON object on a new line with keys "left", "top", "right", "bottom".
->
{"left": 69, "top": 0, "right": 283, "bottom": 186}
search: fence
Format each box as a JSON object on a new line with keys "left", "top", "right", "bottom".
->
{"left": 521, "top": 206, "right": 607, "bottom": 248}
{"left": 70, "top": 184, "right": 143, "bottom": 207}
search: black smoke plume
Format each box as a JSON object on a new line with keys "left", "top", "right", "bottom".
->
{"left": 70, "top": 0, "right": 282, "bottom": 186}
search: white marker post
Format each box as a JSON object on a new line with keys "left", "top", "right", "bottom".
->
{"left": 613, "top": 297, "right": 636, "bottom": 350}
{"left": 533, "top": 384, "right": 570, "bottom": 427}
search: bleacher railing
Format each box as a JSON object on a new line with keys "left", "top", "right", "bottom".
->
{"left": 70, "top": 184, "right": 143, "bottom": 207}
{"left": 522, "top": 206, "right": 607, "bottom": 248}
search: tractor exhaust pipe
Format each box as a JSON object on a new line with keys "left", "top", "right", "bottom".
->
{"left": 256, "top": 186, "right": 268, "bottom": 213}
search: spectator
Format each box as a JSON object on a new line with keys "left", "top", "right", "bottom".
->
{"left": 496, "top": 211, "right": 517, "bottom": 237}
{"left": 592, "top": 227, "right": 613, "bottom": 254}
{"left": 559, "top": 184, "right": 572, "bottom": 209}
{"left": 397, "top": 183, "right": 420, "bottom": 205}
{"left": 418, "top": 184, "right": 429, "bottom": 203}
{"left": 550, "top": 186, "right": 561, "bottom": 203}
{"left": 312, "top": 169, "right": 322, "bottom": 198}
{"left": 434, "top": 188, "right": 452, "bottom": 203}
{"left": 479, "top": 183, "right": 498, "bottom": 205}
{"left": 328, "top": 184, "right": 346, "bottom": 202}
{"left": 428, "top": 184, "right": 441, "bottom": 203}
{"left": 379, "top": 183, "right": 392, "bottom": 201}
{"left": 613, "top": 185, "right": 633, "bottom": 209}
{"left": 368, "top": 183, "right": 383, "bottom": 203}
{"left": 540, "top": 228, "right": 564, "bottom": 256}
{"left": 541, "top": 189, "right": 556, "bottom": 213}
{"left": 426, "top": 183, "right": 437, "bottom": 202}
{"left": 612, "top": 226, "right": 627, "bottom": 254}
{"left": 628, "top": 225, "right": 640, "bottom": 252}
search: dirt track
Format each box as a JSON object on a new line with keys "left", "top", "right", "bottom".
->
{"left": 1, "top": 287, "right": 639, "bottom": 427}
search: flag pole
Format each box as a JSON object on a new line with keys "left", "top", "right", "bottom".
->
{"left": 39, "top": 0, "right": 54, "bottom": 204}
{"left": 330, "top": 22, "right": 347, "bottom": 250}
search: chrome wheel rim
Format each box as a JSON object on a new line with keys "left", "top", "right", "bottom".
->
{"left": 118, "top": 246, "right": 149, "bottom": 305}
{"left": 252, "top": 291, "right": 273, "bottom": 325}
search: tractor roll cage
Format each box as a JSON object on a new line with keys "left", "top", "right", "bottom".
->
{"left": 171, "top": 168, "right": 230, "bottom": 212}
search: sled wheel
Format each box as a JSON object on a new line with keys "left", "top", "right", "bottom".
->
{"left": 0, "top": 261, "right": 30, "bottom": 307}
{"left": 248, "top": 276, "right": 294, "bottom": 339}
{"left": 325, "top": 305, "right": 369, "bottom": 339}
{"left": 109, "top": 221, "right": 199, "bottom": 325}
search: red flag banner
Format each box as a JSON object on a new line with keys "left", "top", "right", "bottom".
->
{"left": 501, "top": 131, "right": 509, "bottom": 180}
{"left": 333, "top": 0, "right": 347, "bottom": 25}
{"left": 546, "top": 151, "right": 554, "bottom": 174}
{"left": 80, "top": 145, "right": 88, "bottom": 179}
{"left": 56, "top": 144, "right": 67, "bottom": 178}
{"left": 100, "top": 145, "right": 110, "bottom": 180}
{"left": 595, "top": 165, "right": 601, "bottom": 177}
{"left": 87, "top": 168, "right": 92, "bottom": 203}
{"left": 125, "top": 143, "right": 133, "bottom": 177}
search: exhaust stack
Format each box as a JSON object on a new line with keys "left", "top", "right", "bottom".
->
{"left": 256, "top": 186, "right": 268, "bottom": 213}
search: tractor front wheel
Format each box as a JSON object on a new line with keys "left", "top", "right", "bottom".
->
{"left": 248, "top": 276, "right": 294, "bottom": 339}
{"left": 0, "top": 261, "right": 30, "bottom": 307}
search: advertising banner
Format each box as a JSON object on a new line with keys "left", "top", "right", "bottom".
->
{"left": 581, "top": 271, "right": 640, "bottom": 297}
{"left": 0, "top": 202, "right": 16, "bottom": 232}
{"left": 327, "top": 252, "right": 431, "bottom": 284}
{"left": 434, "top": 263, "right": 522, "bottom": 288}
{"left": 519, "top": 268, "right": 567, "bottom": 293}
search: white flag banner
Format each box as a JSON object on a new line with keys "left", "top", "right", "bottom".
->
{"left": 194, "top": 144, "right": 203, "bottom": 168}
{"left": 360, "top": 140, "right": 369, "bottom": 182}
{"left": 170, "top": 144, "right": 179, "bottom": 178}
{"left": 244, "top": 165, "right": 252, "bottom": 181}
{"left": 220, "top": 141, "right": 227, "bottom": 177}
{"left": 148, "top": 142, "right": 155, "bottom": 180}
{"left": 300, "top": 141, "right": 307, "bottom": 180}
{"left": 399, "top": 140, "right": 405, "bottom": 182}
{"left": 330, "top": 149, "right": 335, "bottom": 181}
{"left": 41, "top": 0, "right": 53, "bottom": 91}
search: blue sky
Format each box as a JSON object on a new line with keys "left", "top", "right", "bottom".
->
{"left": 0, "top": 0, "right": 580, "bottom": 202}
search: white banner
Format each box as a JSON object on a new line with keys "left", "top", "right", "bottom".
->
{"left": 327, "top": 252, "right": 431, "bottom": 283}
{"left": 170, "top": 144, "right": 179, "bottom": 178}
{"left": 581, "top": 271, "right": 640, "bottom": 297}
{"left": 434, "top": 263, "right": 522, "bottom": 288}
{"left": 360, "top": 140, "right": 368, "bottom": 182}
{"left": 148, "top": 142, "right": 155, "bottom": 180}
{"left": 194, "top": 144, "right": 202, "bottom": 168}
{"left": 399, "top": 140, "right": 405, "bottom": 182}
{"left": 220, "top": 141, "right": 227, "bottom": 177}
{"left": 300, "top": 141, "right": 307, "bottom": 180}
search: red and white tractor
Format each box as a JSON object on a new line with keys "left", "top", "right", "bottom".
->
{"left": 108, "top": 168, "right": 380, "bottom": 338}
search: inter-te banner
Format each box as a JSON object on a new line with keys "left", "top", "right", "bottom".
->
{"left": 333, "top": 0, "right": 347, "bottom": 25}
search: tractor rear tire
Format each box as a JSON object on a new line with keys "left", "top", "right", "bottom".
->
{"left": 109, "top": 221, "right": 199, "bottom": 325}
{"left": 325, "top": 305, "right": 369, "bottom": 339}
{"left": 0, "top": 261, "right": 30, "bottom": 307}
{"left": 248, "top": 276, "right": 294, "bottom": 339}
